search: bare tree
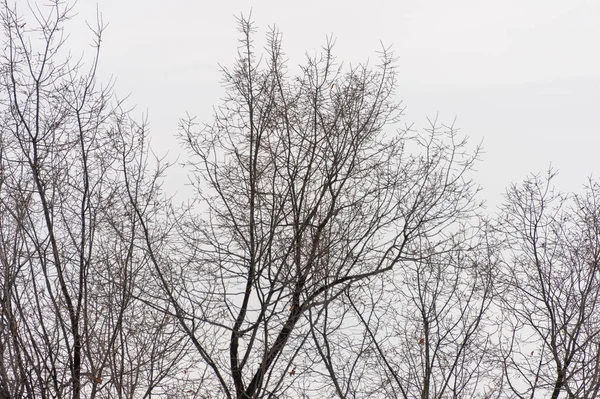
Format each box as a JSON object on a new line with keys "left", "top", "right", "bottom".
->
{"left": 306, "top": 203, "right": 499, "bottom": 398}
{"left": 132, "top": 17, "right": 483, "bottom": 399}
{"left": 498, "top": 170, "right": 600, "bottom": 399}
{"left": 0, "top": 2, "right": 187, "bottom": 398}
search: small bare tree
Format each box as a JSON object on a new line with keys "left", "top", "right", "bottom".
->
{"left": 0, "top": 2, "right": 187, "bottom": 398}
{"left": 498, "top": 170, "right": 600, "bottom": 399}
{"left": 134, "top": 17, "right": 483, "bottom": 399}
{"left": 306, "top": 208, "right": 499, "bottom": 398}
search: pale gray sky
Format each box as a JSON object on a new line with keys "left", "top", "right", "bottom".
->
{"left": 67, "top": 0, "right": 600, "bottom": 208}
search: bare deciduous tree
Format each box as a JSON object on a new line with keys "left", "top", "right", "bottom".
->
{"left": 0, "top": 2, "right": 187, "bottom": 398}
{"left": 311, "top": 219, "right": 499, "bottom": 399}
{"left": 498, "top": 170, "right": 600, "bottom": 399}
{"left": 134, "top": 17, "right": 483, "bottom": 399}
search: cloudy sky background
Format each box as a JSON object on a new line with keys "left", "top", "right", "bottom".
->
{"left": 61, "top": 0, "right": 600, "bottom": 209}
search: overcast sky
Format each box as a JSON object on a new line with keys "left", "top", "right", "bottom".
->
{"left": 64, "top": 0, "right": 600, "bottom": 209}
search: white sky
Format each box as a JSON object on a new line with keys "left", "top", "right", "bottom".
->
{"left": 63, "top": 0, "right": 600, "bottom": 209}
